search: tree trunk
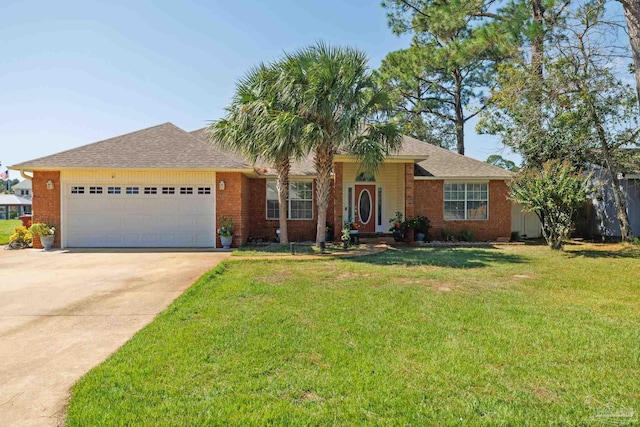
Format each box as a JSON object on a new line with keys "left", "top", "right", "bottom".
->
{"left": 453, "top": 68, "right": 465, "bottom": 155}
{"left": 528, "top": 0, "right": 546, "bottom": 164}
{"left": 314, "top": 143, "right": 334, "bottom": 245}
{"left": 530, "top": 0, "right": 545, "bottom": 80}
{"left": 590, "top": 104, "right": 634, "bottom": 241}
{"left": 276, "top": 159, "right": 290, "bottom": 244}
{"left": 607, "top": 166, "right": 633, "bottom": 241}
{"left": 621, "top": 0, "right": 640, "bottom": 108}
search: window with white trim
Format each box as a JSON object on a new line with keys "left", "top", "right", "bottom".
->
{"left": 266, "top": 181, "right": 313, "bottom": 220}
{"left": 126, "top": 187, "right": 139, "bottom": 195}
{"left": 444, "top": 182, "right": 488, "bottom": 220}
{"left": 71, "top": 186, "right": 84, "bottom": 194}
{"left": 89, "top": 186, "right": 103, "bottom": 194}
{"left": 162, "top": 187, "right": 175, "bottom": 194}
{"left": 107, "top": 186, "right": 121, "bottom": 194}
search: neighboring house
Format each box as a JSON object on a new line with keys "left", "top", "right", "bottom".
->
{"left": 9, "top": 123, "right": 513, "bottom": 249}
{"left": 0, "top": 194, "right": 32, "bottom": 220}
{"left": 586, "top": 165, "right": 640, "bottom": 238}
{"left": 12, "top": 179, "right": 32, "bottom": 198}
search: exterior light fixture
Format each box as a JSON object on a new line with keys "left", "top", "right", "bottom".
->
{"left": 219, "top": 180, "right": 226, "bottom": 191}
{"left": 46, "top": 180, "right": 55, "bottom": 190}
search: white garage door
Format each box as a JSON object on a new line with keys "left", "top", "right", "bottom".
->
{"left": 65, "top": 184, "right": 216, "bottom": 247}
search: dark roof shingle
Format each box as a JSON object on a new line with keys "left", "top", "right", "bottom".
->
{"left": 12, "top": 123, "right": 250, "bottom": 170}
{"left": 12, "top": 123, "right": 512, "bottom": 179}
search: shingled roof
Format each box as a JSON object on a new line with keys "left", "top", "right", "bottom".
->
{"left": 12, "top": 123, "right": 512, "bottom": 179}
{"left": 402, "top": 136, "right": 513, "bottom": 179}
{"left": 11, "top": 123, "right": 251, "bottom": 170}
{"left": 191, "top": 128, "right": 511, "bottom": 178}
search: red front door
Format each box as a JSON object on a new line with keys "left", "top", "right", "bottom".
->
{"left": 355, "top": 185, "right": 376, "bottom": 233}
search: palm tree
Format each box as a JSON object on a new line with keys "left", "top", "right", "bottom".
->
{"left": 279, "top": 43, "right": 403, "bottom": 244}
{"left": 207, "top": 63, "right": 306, "bottom": 244}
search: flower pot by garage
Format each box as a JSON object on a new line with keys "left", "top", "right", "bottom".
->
{"left": 416, "top": 232, "right": 426, "bottom": 242}
{"left": 40, "top": 235, "right": 54, "bottom": 251}
{"left": 220, "top": 235, "right": 233, "bottom": 249}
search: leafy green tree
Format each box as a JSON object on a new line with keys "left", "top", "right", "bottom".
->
{"left": 208, "top": 63, "right": 307, "bottom": 244}
{"left": 510, "top": 160, "right": 592, "bottom": 250}
{"left": 486, "top": 154, "right": 519, "bottom": 171}
{"left": 279, "top": 43, "right": 403, "bottom": 244}
{"left": 550, "top": 1, "right": 639, "bottom": 241}
{"left": 379, "top": 0, "right": 513, "bottom": 154}
{"left": 483, "top": 1, "right": 638, "bottom": 240}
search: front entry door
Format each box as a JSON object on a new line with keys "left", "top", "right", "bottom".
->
{"left": 355, "top": 185, "right": 375, "bottom": 233}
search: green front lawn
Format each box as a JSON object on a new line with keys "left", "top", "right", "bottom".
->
{"left": 0, "top": 219, "right": 21, "bottom": 244}
{"left": 66, "top": 244, "right": 640, "bottom": 426}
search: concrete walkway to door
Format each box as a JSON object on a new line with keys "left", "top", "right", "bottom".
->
{"left": 0, "top": 249, "right": 230, "bottom": 427}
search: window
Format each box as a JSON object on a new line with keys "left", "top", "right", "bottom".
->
{"left": 144, "top": 187, "right": 157, "bottom": 194}
{"left": 126, "top": 187, "right": 139, "bottom": 195}
{"left": 20, "top": 190, "right": 29, "bottom": 196}
{"left": 198, "top": 187, "right": 211, "bottom": 195}
{"left": 289, "top": 182, "right": 313, "bottom": 219}
{"left": 107, "top": 186, "right": 121, "bottom": 194}
{"left": 89, "top": 186, "right": 103, "bottom": 194}
{"left": 444, "top": 182, "right": 488, "bottom": 220}
{"left": 180, "top": 187, "right": 193, "bottom": 195}
{"left": 266, "top": 182, "right": 279, "bottom": 220}
{"left": 266, "top": 181, "right": 313, "bottom": 220}
{"left": 71, "top": 186, "right": 84, "bottom": 194}
{"left": 355, "top": 172, "right": 376, "bottom": 182}
{"left": 162, "top": 187, "right": 175, "bottom": 194}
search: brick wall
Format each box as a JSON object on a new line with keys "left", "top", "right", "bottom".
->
{"left": 216, "top": 172, "right": 250, "bottom": 248}
{"left": 247, "top": 178, "right": 334, "bottom": 242}
{"left": 31, "top": 171, "right": 61, "bottom": 248}
{"left": 414, "top": 179, "right": 511, "bottom": 241}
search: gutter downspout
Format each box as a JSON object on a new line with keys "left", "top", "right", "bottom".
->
{"left": 19, "top": 170, "right": 33, "bottom": 181}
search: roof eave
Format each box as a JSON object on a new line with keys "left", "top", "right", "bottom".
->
{"left": 9, "top": 166, "right": 254, "bottom": 173}
{"left": 414, "top": 175, "right": 513, "bottom": 180}
{"left": 334, "top": 154, "right": 428, "bottom": 163}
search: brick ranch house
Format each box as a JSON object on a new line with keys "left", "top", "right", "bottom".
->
{"left": 10, "top": 123, "right": 513, "bottom": 249}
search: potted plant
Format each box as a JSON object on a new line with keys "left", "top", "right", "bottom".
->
{"left": 218, "top": 216, "right": 234, "bottom": 249}
{"left": 29, "top": 222, "right": 56, "bottom": 250}
{"left": 341, "top": 224, "right": 351, "bottom": 249}
{"left": 388, "top": 211, "right": 406, "bottom": 242}
{"left": 406, "top": 215, "right": 431, "bottom": 242}
{"left": 344, "top": 219, "right": 360, "bottom": 244}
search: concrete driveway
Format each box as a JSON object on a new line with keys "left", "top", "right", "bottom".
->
{"left": 0, "top": 248, "right": 230, "bottom": 427}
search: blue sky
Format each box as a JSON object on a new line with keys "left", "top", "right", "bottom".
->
{"left": 2, "top": 0, "right": 522, "bottom": 179}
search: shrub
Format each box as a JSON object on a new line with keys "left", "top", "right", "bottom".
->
{"left": 29, "top": 222, "right": 56, "bottom": 237}
{"left": 510, "top": 160, "right": 592, "bottom": 250}
{"left": 511, "top": 231, "right": 521, "bottom": 242}
{"left": 9, "top": 226, "right": 33, "bottom": 248}
{"left": 440, "top": 228, "right": 455, "bottom": 241}
{"left": 405, "top": 215, "right": 431, "bottom": 235}
{"left": 456, "top": 228, "right": 475, "bottom": 242}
